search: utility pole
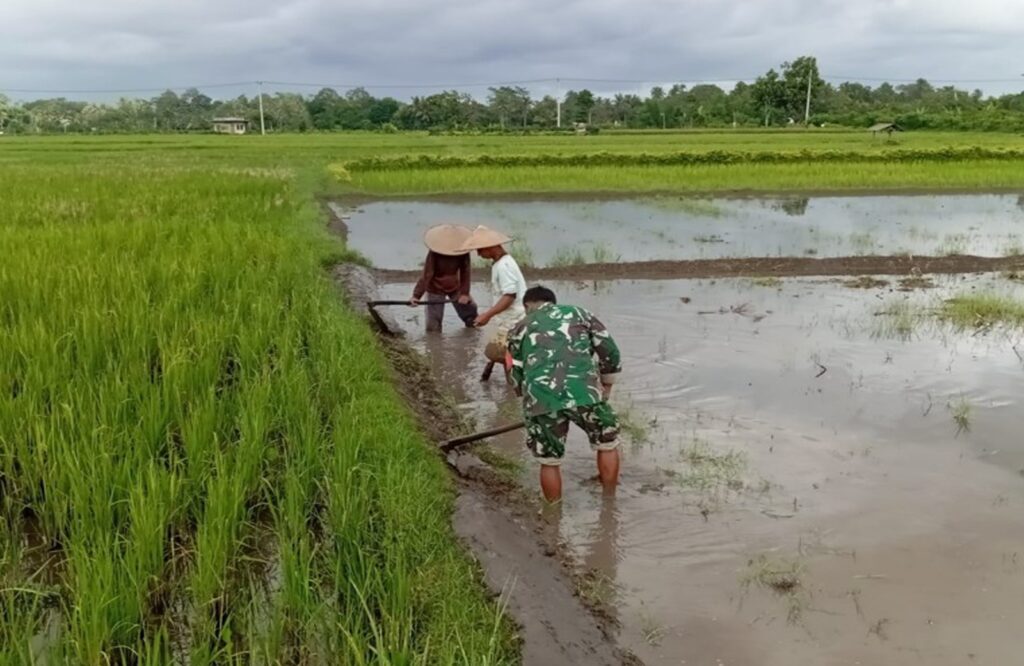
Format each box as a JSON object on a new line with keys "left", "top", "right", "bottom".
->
{"left": 804, "top": 73, "right": 812, "bottom": 125}
{"left": 257, "top": 80, "right": 266, "bottom": 136}
{"left": 555, "top": 78, "right": 561, "bottom": 129}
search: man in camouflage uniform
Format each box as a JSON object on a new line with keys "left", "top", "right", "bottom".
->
{"left": 507, "top": 286, "right": 622, "bottom": 501}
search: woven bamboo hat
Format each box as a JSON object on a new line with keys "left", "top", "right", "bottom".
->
{"left": 423, "top": 224, "right": 473, "bottom": 255}
{"left": 459, "top": 225, "right": 513, "bottom": 252}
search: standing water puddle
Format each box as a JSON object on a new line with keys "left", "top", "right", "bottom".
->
{"left": 337, "top": 194, "right": 1024, "bottom": 268}
{"left": 347, "top": 197, "right": 1024, "bottom": 665}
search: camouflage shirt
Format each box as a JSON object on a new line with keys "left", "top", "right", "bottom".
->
{"left": 507, "top": 303, "right": 622, "bottom": 416}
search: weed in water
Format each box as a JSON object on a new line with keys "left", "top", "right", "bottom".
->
{"left": 548, "top": 246, "right": 588, "bottom": 267}
{"left": 848, "top": 231, "right": 878, "bottom": 255}
{"left": 643, "top": 196, "right": 724, "bottom": 217}
{"left": 938, "top": 293, "right": 1024, "bottom": 329}
{"left": 576, "top": 569, "right": 617, "bottom": 608}
{"left": 749, "top": 276, "right": 783, "bottom": 288}
{"left": 948, "top": 396, "right": 972, "bottom": 436}
{"left": 476, "top": 445, "right": 525, "bottom": 484}
{"left": 740, "top": 554, "right": 808, "bottom": 625}
{"left": 678, "top": 440, "right": 747, "bottom": 494}
{"left": 614, "top": 401, "right": 657, "bottom": 448}
{"left": 873, "top": 300, "right": 922, "bottom": 340}
{"left": 589, "top": 242, "right": 621, "bottom": 263}
{"left": 936, "top": 233, "right": 970, "bottom": 256}
{"left": 638, "top": 611, "right": 665, "bottom": 646}
{"left": 845, "top": 276, "right": 889, "bottom": 289}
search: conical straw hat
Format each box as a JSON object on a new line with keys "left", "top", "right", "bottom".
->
{"left": 423, "top": 224, "right": 473, "bottom": 255}
{"left": 460, "top": 225, "right": 514, "bottom": 252}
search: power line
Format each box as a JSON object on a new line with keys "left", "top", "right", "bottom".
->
{"left": 2, "top": 73, "right": 1022, "bottom": 96}
{"left": 1, "top": 81, "right": 254, "bottom": 95}
{"left": 260, "top": 78, "right": 558, "bottom": 90}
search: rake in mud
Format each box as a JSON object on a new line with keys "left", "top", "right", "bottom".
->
{"left": 364, "top": 299, "right": 419, "bottom": 334}
{"left": 440, "top": 420, "right": 526, "bottom": 453}
{"left": 366, "top": 299, "right": 526, "bottom": 451}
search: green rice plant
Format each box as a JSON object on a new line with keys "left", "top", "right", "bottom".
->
{"left": 938, "top": 293, "right": 1024, "bottom": 329}
{"left": 344, "top": 160, "right": 1024, "bottom": 196}
{"left": 0, "top": 156, "right": 516, "bottom": 662}
{"left": 1002, "top": 240, "right": 1024, "bottom": 257}
{"left": 848, "top": 231, "right": 878, "bottom": 255}
{"left": 937, "top": 233, "right": 970, "bottom": 256}
{"left": 873, "top": 300, "right": 922, "bottom": 340}
{"left": 548, "top": 246, "right": 588, "bottom": 267}
{"left": 589, "top": 242, "right": 621, "bottom": 263}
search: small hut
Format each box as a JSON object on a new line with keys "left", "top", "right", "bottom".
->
{"left": 212, "top": 117, "right": 249, "bottom": 135}
{"left": 868, "top": 122, "right": 902, "bottom": 137}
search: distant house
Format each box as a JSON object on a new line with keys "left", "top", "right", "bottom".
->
{"left": 868, "top": 122, "right": 902, "bottom": 136}
{"left": 212, "top": 117, "right": 249, "bottom": 135}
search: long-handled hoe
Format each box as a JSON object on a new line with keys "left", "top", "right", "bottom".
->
{"left": 365, "top": 300, "right": 525, "bottom": 451}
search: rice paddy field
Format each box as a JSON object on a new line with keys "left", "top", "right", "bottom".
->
{"left": 0, "top": 149, "right": 514, "bottom": 663}
{"left": 3, "top": 129, "right": 1024, "bottom": 664}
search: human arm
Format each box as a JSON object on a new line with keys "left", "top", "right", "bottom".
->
{"left": 457, "top": 254, "right": 472, "bottom": 305}
{"left": 585, "top": 310, "right": 622, "bottom": 397}
{"left": 474, "top": 293, "right": 516, "bottom": 327}
{"left": 506, "top": 322, "right": 526, "bottom": 396}
{"left": 411, "top": 252, "right": 435, "bottom": 303}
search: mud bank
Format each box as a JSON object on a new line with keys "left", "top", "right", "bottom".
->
{"left": 334, "top": 263, "right": 638, "bottom": 666}
{"left": 375, "top": 253, "right": 1024, "bottom": 283}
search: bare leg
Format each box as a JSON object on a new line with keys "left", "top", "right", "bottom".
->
{"left": 540, "top": 464, "right": 563, "bottom": 503}
{"left": 596, "top": 449, "right": 620, "bottom": 493}
{"left": 480, "top": 361, "right": 496, "bottom": 381}
{"left": 424, "top": 292, "right": 445, "bottom": 333}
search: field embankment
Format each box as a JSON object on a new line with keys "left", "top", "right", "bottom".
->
{"left": 336, "top": 147, "right": 1024, "bottom": 195}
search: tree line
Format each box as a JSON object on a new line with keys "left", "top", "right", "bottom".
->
{"left": 3, "top": 56, "right": 1024, "bottom": 134}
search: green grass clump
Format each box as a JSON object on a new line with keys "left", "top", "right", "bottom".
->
{"left": 873, "top": 300, "right": 922, "bottom": 340}
{"left": 740, "top": 554, "right": 808, "bottom": 625}
{"left": 678, "top": 441, "right": 747, "bottom": 492}
{"left": 0, "top": 159, "right": 515, "bottom": 663}
{"left": 948, "top": 396, "right": 973, "bottom": 436}
{"left": 939, "top": 294, "right": 1024, "bottom": 329}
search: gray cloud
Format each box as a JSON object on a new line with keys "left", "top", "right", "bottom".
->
{"left": 2, "top": 0, "right": 1023, "bottom": 100}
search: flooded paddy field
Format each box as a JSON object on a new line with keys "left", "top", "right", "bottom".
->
{"left": 348, "top": 196, "right": 1024, "bottom": 665}
{"left": 336, "top": 194, "right": 1024, "bottom": 268}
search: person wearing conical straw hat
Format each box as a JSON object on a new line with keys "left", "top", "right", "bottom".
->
{"left": 411, "top": 224, "right": 478, "bottom": 332}
{"left": 460, "top": 225, "right": 527, "bottom": 377}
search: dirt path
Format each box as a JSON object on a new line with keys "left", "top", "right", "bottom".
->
{"left": 375, "top": 253, "right": 1024, "bottom": 283}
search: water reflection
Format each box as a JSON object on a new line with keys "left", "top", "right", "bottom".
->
{"left": 773, "top": 197, "right": 809, "bottom": 217}
{"left": 342, "top": 194, "right": 1024, "bottom": 268}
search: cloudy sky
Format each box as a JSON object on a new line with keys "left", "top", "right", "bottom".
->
{"left": 2, "top": 0, "right": 1023, "bottom": 101}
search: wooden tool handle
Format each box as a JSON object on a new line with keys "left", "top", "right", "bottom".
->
{"left": 440, "top": 421, "right": 526, "bottom": 453}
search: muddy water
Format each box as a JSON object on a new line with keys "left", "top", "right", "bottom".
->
{"left": 337, "top": 194, "right": 1024, "bottom": 268}
{"left": 376, "top": 275, "right": 1024, "bottom": 666}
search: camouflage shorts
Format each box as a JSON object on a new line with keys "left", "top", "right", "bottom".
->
{"left": 525, "top": 402, "right": 620, "bottom": 465}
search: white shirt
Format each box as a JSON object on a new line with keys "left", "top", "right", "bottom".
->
{"left": 491, "top": 254, "right": 526, "bottom": 328}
